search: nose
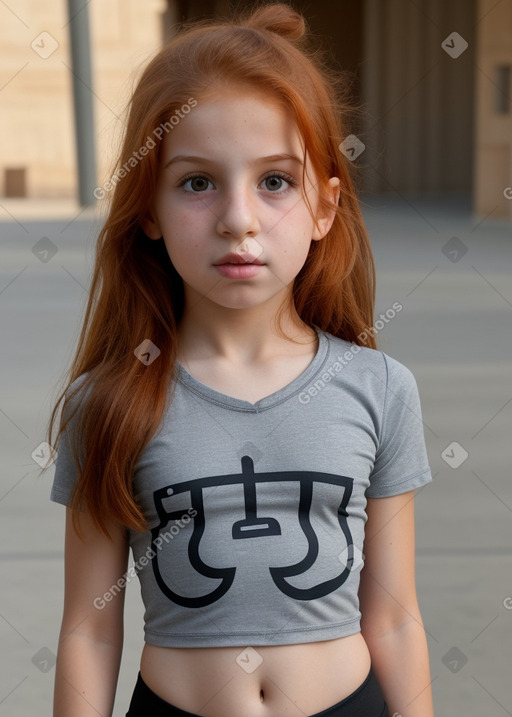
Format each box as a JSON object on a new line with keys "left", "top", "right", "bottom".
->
{"left": 215, "top": 184, "right": 261, "bottom": 240}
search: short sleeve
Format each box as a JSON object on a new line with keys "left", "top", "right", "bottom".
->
{"left": 366, "top": 353, "right": 432, "bottom": 498}
{"left": 50, "top": 375, "right": 88, "bottom": 507}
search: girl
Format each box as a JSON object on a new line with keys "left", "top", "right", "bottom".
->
{"left": 47, "top": 3, "right": 435, "bottom": 716}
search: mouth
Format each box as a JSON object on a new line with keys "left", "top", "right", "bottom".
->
{"left": 213, "top": 252, "right": 264, "bottom": 266}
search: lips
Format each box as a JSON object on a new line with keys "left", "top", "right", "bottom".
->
{"left": 213, "top": 252, "right": 263, "bottom": 266}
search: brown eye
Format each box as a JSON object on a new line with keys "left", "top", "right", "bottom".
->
{"left": 178, "top": 174, "right": 212, "bottom": 192}
{"left": 261, "top": 172, "right": 298, "bottom": 193}
{"left": 264, "top": 176, "right": 284, "bottom": 191}
{"left": 189, "top": 177, "right": 209, "bottom": 192}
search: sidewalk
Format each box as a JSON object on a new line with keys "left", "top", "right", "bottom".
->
{"left": 0, "top": 197, "right": 99, "bottom": 221}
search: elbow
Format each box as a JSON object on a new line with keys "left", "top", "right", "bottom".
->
{"left": 361, "top": 604, "right": 425, "bottom": 642}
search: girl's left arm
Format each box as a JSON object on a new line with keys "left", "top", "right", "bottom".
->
{"left": 358, "top": 490, "right": 435, "bottom": 717}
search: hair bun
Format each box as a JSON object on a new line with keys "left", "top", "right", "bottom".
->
{"left": 244, "top": 3, "right": 306, "bottom": 42}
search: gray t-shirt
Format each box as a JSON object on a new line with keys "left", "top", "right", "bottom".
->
{"left": 50, "top": 327, "right": 432, "bottom": 647}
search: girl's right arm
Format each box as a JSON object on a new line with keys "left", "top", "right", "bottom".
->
{"left": 53, "top": 507, "right": 129, "bottom": 717}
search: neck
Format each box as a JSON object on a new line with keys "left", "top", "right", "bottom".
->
{"left": 176, "top": 292, "right": 315, "bottom": 364}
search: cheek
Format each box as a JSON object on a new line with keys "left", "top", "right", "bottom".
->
{"left": 157, "top": 202, "right": 207, "bottom": 247}
{"left": 278, "top": 212, "right": 314, "bottom": 254}
{"left": 160, "top": 212, "right": 206, "bottom": 269}
{"left": 283, "top": 201, "right": 315, "bottom": 236}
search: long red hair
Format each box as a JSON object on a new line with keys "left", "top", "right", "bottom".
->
{"left": 45, "top": 2, "right": 376, "bottom": 537}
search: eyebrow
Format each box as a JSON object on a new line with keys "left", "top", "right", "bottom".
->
{"left": 165, "top": 153, "right": 304, "bottom": 169}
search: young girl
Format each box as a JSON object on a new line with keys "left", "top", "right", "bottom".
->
{"left": 47, "top": 4, "right": 435, "bottom": 716}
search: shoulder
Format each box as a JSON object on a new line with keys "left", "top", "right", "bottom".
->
{"left": 61, "top": 371, "right": 93, "bottom": 424}
{"left": 65, "top": 371, "right": 92, "bottom": 399}
{"left": 320, "top": 330, "right": 417, "bottom": 388}
{"left": 315, "top": 331, "right": 423, "bottom": 425}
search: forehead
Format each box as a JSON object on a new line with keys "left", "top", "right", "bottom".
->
{"left": 160, "top": 87, "right": 306, "bottom": 163}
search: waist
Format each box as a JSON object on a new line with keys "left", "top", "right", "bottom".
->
{"left": 140, "top": 632, "right": 372, "bottom": 717}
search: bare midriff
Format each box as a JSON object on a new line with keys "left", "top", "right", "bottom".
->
{"left": 140, "top": 632, "right": 372, "bottom": 717}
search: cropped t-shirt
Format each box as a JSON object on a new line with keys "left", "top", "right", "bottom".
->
{"left": 50, "top": 327, "right": 433, "bottom": 647}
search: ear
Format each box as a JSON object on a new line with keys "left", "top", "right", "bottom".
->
{"left": 311, "top": 177, "right": 341, "bottom": 241}
{"left": 141, "top": 209, "right": 163, "bottom": 240}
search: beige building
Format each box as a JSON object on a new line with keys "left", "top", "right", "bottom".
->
{"left": 473, "top": 0, "right": 512, "bottom": 218}
{"left": 0, "top": 0, "right": 166, "bottom": 200}
{"left": 0, "top": 0, "right": 511, "bottom": 218}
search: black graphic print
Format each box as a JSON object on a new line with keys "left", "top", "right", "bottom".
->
{"left": 151, "top": 456, "right": 354, "bottom": 608}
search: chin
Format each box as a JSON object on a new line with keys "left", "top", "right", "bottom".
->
{"left": 218, "top": 300, "right": 265, "bottom": 311}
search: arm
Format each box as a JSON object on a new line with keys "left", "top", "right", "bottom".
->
{"left": 53, "top": 507, "right": 129, "bottom": 717}
{"left": 359, "top": 491, "right": 435, "bottom": 717}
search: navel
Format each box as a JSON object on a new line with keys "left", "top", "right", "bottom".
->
{"left": 260, "top": 688, "right": 264, "bottom": 703}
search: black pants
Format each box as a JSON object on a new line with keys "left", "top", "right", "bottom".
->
{"left": 126, "top": 666, "right": 388, "bottom": 717}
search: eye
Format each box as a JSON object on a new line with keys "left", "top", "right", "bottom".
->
{"left": 176, "top": 171, "right": 299, "bottom": 194}
{"left": 178, "top": 174, "right": 213, "bottom": 193}
{"left": 261, "top": 172, "right": 298, "bottom": 193}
